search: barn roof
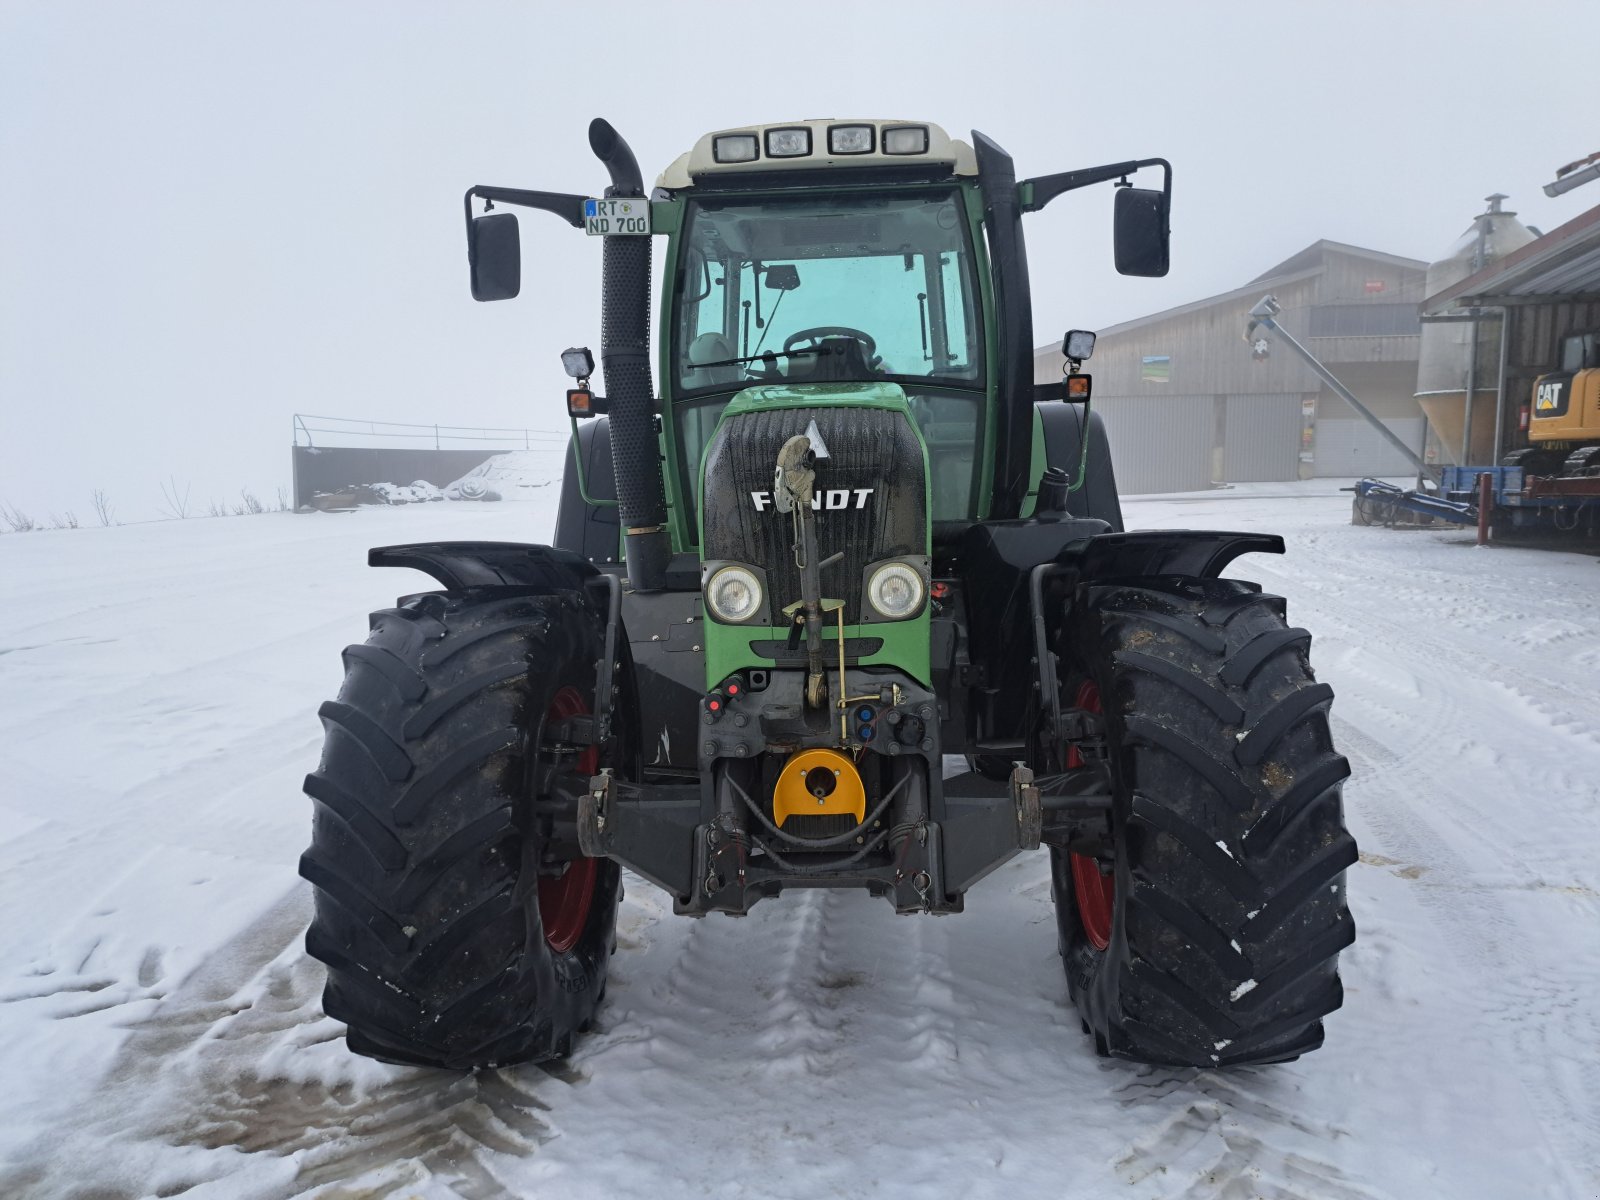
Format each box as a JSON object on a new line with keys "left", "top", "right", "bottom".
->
{"left": 1038, "top": 240, "right": 1426, "bottom": 352}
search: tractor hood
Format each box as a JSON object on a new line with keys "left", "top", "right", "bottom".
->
{"left": 697, "top": 379, "right": 933, "bottom": 685}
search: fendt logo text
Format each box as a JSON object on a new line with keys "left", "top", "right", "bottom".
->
{"left": 750, "top": 488, "right": 873, "bottom": 512}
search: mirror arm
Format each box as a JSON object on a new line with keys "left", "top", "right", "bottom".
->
{"left": 1019, "top": 157, "right": 1171, "bottom": 213}
{"left": 462, "top": 185, "right": 587, "bottom": 237}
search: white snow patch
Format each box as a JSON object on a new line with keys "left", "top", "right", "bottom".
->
{"left": 1230, "top": 978, "right": 1259, "bottom": 1002}
{"left": 0, "top": 478, "right": 1596, "bottom": 1199}
{"left": 368, "top": 479, "right": 444, "bottom": 504}
{"left": 444, "top": 449, "right": 564, "bottom": 500}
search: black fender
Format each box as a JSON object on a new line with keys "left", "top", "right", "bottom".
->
{"left": 1067, "top": 529, "right": 1283, "bottom": 582}
{"left": 955, "top": 524, "right": 1284, "bottom": 748}
{"left": 554, "top": 417, "right": 621, "bottom": 565}
{"left": 369, "top": 540, "right": 634, "bottom": 770}
{"left": 1037, "top": 404, "right": 1123, "bottom": 531}
{"left": 369, "top": 541, "right": 597, "bottom": 592}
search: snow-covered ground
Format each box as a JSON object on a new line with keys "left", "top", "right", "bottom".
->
{"left": 1, "top": 481, "right": 1596, "bottom": 1199}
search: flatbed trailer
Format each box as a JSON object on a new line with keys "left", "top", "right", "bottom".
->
{"left": 1351, "top": 468, "right": 1600, "bottom": 538}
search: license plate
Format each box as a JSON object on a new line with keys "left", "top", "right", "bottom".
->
{"left": 583, "top": 198, "right": 651, "bottom": 236}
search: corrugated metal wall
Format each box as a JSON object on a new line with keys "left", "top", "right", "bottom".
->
{"left": 1222, "top": 394, "right": 1303, "bottom": 482}
{"left": 1313, "top": 417, "right": 1426, "bottom": 477}
{"left": 1094, "top": 395, "right": 1214, "bottom": 495}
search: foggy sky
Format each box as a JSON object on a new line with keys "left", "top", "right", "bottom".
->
{"left": 3, "top": 0, "right": 1596, "bottom": 522}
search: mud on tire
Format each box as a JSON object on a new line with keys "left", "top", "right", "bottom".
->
{"left": 299, "top": 589, "right": 620, "bottom": 1070}
{"left": 1050, "top": 578, "right": 1356, "bottom": 1067}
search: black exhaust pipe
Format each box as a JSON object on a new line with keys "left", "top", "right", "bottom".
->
{"left": 589, "top": 117, "right": 670, "bottom": 592}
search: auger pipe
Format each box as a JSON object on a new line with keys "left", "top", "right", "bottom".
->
{"left": 1246, "top": 295, "right": 1434, "bottom": 480}
{"left": 589, "top": 118, "right": 670, "bottom": 591}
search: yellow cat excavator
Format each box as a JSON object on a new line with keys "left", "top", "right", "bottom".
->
{"left": 1507, "top": 330, "right": 1600, "bottom": 481}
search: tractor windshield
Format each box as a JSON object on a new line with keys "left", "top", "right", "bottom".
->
{"left": 672, "top": 189, "right": 986, "bottom": 521}
{"left": 673, "top": 190, "right": 984, "bottom": 395}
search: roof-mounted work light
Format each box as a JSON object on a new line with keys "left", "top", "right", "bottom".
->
{"left": 765, "top": 128, "right": 812, "bottom": 158}
{"left": 712, "top": 133, "right": 759, "bottom": 164}
{"left": 828, "top": 125, "right": 874, "bottom": 155}
{"left": 881, "top": 125, "right": 929, "bottom": 155}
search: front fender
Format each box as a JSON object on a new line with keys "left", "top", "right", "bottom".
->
{"left": 368, "top": 541, "right": 597, "bottom": 593}
{"left": 1067, "top": 530, "right": 1284, "bottom": 581}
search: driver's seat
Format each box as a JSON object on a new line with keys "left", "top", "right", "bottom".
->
{"left": 687, "top": 332, "right": 739, "bottom": 387}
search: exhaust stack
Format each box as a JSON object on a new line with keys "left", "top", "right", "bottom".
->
{"left": 590, "top": 118, "right": 670, "bottom": 592}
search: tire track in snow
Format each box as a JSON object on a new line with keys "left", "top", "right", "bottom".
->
{"left": 0, "top": 888, "right": 578, "bottom": 1200}
{"left": 1109, "top": 1067, "right": 1383, "bottom": 1199}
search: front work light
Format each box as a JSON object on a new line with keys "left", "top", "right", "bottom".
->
{"left": 561, "top": 346, "right": 595, "bottom": 379}
{"left": 828, "top": 125, "right": 874, "bottom": 155}
{"left": 1064, "top": 330, "right": 1097, "bottom": 361}
{"left": 765, "top": 128, "right": 812, "bottom": 158}
{"left": 867, "top": 562, "right": 925, "bottom": 620}
{"left": 713, "top": 133, "right": 759, "bottom": 164}
{"left": 881, "top": 125, "right": 928, "bottom": 155}
{"left": 706, "top": 565, "right": 763, "bottom": 623}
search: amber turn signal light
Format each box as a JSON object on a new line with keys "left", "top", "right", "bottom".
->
{"left": 1066, "top": 373, "right": 1092, "bottom": 402}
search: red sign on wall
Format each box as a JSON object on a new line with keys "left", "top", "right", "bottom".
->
{"left": 1364, "top": 279, "right": 1386, "bottom": 294}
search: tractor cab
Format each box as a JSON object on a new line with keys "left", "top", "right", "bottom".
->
{"left": 660, "top": 124, "right": 989, "bottom": 523}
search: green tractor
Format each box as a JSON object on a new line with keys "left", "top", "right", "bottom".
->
{"left": 300, "top": 118, "right": 1355, "bottom": 1071}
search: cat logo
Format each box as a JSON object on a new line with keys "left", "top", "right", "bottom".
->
{"left": 1534, "top": 381, "right": 1563, "bottom": 413}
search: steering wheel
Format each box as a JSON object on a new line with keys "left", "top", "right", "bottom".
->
{"left": 782, "top": 325, "right": 879, "bottom": 364}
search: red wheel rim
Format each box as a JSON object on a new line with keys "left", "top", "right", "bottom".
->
{"left": 537, "top": 686, "right": 599, "bottom": 954}
{"left": 1067, "top": 680, "right": 1114, "bottom": 952}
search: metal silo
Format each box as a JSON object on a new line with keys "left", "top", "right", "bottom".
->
{"left": 1415, "top": 195, "right": 1536, "bottom": 464}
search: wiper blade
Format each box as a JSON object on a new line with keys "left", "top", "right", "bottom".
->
{"left": 685, "top": 347, "right": 828, "bottom": 371}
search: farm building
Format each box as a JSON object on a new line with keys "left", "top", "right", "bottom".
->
{"left": 1037, "top": 241, "right": 1429, "bottom": 493}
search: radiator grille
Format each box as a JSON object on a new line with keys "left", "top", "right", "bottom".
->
{"left": 701, "top": 405, "right": 925, "bottom": 621}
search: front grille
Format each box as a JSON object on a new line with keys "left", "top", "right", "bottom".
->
{"left": 780, "top": 813, "right": 859, "bottom": 842}
{"left": 701, "top": 405, "right": 925, "bottom": 622}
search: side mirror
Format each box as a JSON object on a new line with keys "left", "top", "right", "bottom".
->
{"left": 1113, "top": 186, "right": 1169, "bottom": 277}
{"left": 469, "top": 211, "right": 521, "bottom": 301}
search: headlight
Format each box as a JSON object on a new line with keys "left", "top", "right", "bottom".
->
{"left": 706, "top": 565, "right": 763, "bottom": 623}
{"left": 765, "top": 127, "right": 812, "bottom": 158}
{"left": 867, "top": 562, "right": 925, "bottom": 620}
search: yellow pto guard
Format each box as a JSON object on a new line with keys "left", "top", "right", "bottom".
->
{"left": 773, "top": 748, "right": 866, "bottom": 828}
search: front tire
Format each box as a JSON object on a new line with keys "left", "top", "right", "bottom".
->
{"left": 1051, "top": 578, "right": 1356, "bottom": 1066}
{"left": 300, "top": 589, "right": 620, "bottom": 1069}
